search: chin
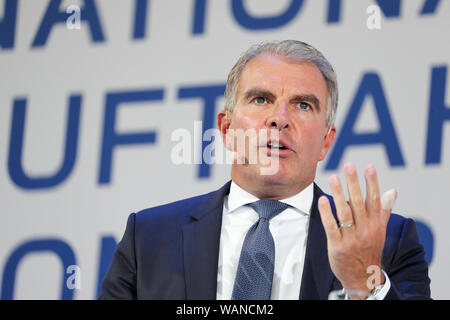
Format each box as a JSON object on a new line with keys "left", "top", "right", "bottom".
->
{"left": 258, "top": 168, "right": 291, "bottom": 185}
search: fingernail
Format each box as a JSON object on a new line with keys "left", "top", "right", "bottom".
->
{"left": 381, "top": 189, "right": 398, "bottom": 210}
{"left": 319, "top": 196, "right": 328, "bottom": 205}
{"left": 365, "top": 164, "right": 376, "bottom": 175}
{"left": 344, "top": 163, "right": 355, "bottom": 174}
{"left": 330, "top": 174, "right": 340, "bottom": 186}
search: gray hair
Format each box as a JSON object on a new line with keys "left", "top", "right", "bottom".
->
{"left": 224, "top": 40, "right": 338, "bottom": 127}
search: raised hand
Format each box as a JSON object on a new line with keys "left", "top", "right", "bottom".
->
{"left": 318, "top": 163, "right": 397, "bottom": 299}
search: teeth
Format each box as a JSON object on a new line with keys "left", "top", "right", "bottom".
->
{"left": 269, "top": 142, "right": 284, "bottom": 148}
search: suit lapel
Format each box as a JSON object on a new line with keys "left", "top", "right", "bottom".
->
{"left": 182, "top": 181, "right": 337, "bottom": 300}
{"left": 299, "top": 183, "right": 337, "bottom": 299}
{"left": 182, "top": 181, "right": 231, "bottom": 299}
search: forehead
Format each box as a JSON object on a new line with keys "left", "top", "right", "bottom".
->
{"left": 237, "top": 53, "right": 328, "bottom": 103}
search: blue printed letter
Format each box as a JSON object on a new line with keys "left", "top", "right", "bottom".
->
{"left": 231, "top": 0, "right": 304, "bottom": 30}
{"left": 8, "top": 95, "right": 81, "bottom": 189}
{"left": 1, "top": 239, "right": 76, "bottom": 300}
{"left": 99, "top": 89, "right": 163, "bottom": 184}
{"left": 326, "top": 73, "right": 405, "bottom": 170}
{"left": 32, "top": 0, "right": 104, "bottom": 47}
{"left": 374, "top": 0, "right": 401, "bottom": 17}
{"left": 420, "top": 0, "right": 441, "bottom": 15}
{"left": 327, "top": 0, "right": 342, "bottom": 23}
{"left": 192, "top": 0, "right": 208, "bottom": 35}
{"left": 178, "top": 84, "right": 225, "bottom": 178}
{"left": 0, "top": 0, "right": 18, "bottom": 50}
{"left": 133, "top": 0, "right": 149, "bottom": 39}
{"left": 425, "top": 66, "right": 450, "bottom": 165}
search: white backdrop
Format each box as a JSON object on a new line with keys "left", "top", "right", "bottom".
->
{"left": 0, "top": 0, "right": 448, "bottom": 299}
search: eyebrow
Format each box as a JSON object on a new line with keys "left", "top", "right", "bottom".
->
{"left": 243, "top": 87, "right": 321, "bottom": 111}
{"left": 290, "top": 94, "right": 321, "bottom": 111}
{"left": 243, "top": 88, "right": 276, "bottom": 102}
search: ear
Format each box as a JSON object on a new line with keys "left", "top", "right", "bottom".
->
{"left": 319, "top": 126, "right": 336, "bottom": 161}
{"left": 217, "top": 110, "right": 232, "bottom": 150}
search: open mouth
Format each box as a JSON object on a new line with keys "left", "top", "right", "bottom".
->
{"left": 267, "top": 141, "right": 288, "bottom": 150}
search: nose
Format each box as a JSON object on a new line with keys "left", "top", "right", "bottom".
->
{"left": 266, "top": 100, "right": 289, "bottom": 131}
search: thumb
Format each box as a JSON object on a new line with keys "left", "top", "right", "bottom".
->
{"left": 380, "top": 189, "right": 398, "bottom": 225}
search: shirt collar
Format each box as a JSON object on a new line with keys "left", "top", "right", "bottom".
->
{"left": 227, "top": 180, "right": 314, "bottom": 216}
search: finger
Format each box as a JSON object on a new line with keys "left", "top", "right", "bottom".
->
{"left": 329, "top": 174, "right": 355, "bottom": 228}
{"left": 364, "top": 164, "right": 381, "bottom": 216}
{"left": 318, "top": 196, "right": 341, "bottom": 244}
{"left": 344, "top": 163, "right": 367, "bottom": 226}
{"left": 380, "top": 189, "right": 397, "bottom": 225}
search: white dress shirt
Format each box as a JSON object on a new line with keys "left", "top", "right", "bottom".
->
{"left": 216, "top": 181, "right": 313, "bottom": 300}
{"left": 216, "top": 181, "right": 391, "bottom": 300}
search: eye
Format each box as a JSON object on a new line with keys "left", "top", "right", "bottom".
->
{"left": 297, "top": 102, "right": 311, "bottom": 110}
{"left": 253, "top": 97, "right": 267, "bottom": 105}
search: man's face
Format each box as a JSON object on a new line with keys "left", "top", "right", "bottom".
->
{"left": 218, "top": 53, "right": 336, "bottom": 198}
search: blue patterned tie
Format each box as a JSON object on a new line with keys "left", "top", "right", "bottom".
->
{"left": 231, "top": 200, "right": 291, "bottom": 300}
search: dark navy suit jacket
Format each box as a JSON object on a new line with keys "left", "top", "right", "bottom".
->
{"left": 99, "top": 181, "right": 431, "bottom": 300}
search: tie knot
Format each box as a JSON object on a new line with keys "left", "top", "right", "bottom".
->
{"left": 247, "top": 200, "right": 291, "bottom": 221}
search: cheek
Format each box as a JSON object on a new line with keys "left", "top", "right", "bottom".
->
{"left": 300, "top": 125, "right": 327, "bottom": 153}
{"left": 229, "top": 109, "right": 261, "bottom": 130}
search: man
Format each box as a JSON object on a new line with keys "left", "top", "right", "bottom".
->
{"left": 99, "top": 40, "right": 430, "bottom": 300}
